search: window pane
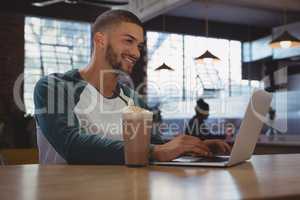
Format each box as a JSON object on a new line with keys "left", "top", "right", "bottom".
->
{"left": 147, "top": 31, "right": 262, "bottom": 120}
{"left": 147, "top": 32, "right": 184, "bottom": 106}
{"left": 24, "top": 17, "right": 91, "bottom": 114}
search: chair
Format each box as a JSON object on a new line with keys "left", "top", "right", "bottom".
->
{"left": 0, "top": 148, "right": 38, "bottom": 165}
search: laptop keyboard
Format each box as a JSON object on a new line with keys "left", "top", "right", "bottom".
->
{"left": 173, "top": 156, "right": 229, "bottom": 163}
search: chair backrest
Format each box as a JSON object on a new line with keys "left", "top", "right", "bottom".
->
{"left": 0, "top": 148, "right": 38, "bottom": 165}
{"left": 0, "top": 154, "right": 5, "bottom": 165}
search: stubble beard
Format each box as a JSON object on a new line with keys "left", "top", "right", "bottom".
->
{"left": 105, "top": 44, "right": 125, "bottom": 74}
{"left": 105, "top": 44, "right": 135, "bottom": 88}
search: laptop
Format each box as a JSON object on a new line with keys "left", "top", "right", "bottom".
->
{"left": 151, "top": 89, "right": 272, "bottom": 167}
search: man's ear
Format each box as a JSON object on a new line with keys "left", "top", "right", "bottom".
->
{"left": 94, "top": 32, "right": 106, "bottom": 48}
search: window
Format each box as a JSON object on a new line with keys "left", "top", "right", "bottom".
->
{"left": 24, "top": 17, "right": 91, "bottom": 114}
{"left": 147, "top": 31, "right": 263, "bottom": 119}
{"left": 147, "top": 32, "right": 184, "bottom": 104}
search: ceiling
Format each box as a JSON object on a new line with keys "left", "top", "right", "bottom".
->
{"left": 1, "top": 0, "right": 110, "bottom": 22}
{"left": 167, "top": 0, "right": 300, "bottom": 28}
{"left": 2, "top": 0, "right": 300, "bottom": 33}
{"left": 2, "top": 0, "right": 300, "bottom": 28}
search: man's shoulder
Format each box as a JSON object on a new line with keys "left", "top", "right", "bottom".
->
{"left": 34, "top": 69, "right": 87, "bottom": 103}
{"left": 38, "top": 69, "right": 82, "bottom": 83}
{"left": 34, "top": 69, "right": 87, "bottom": 111}
{"left": 35, "top": 69, "right": 85, "bottom": 89}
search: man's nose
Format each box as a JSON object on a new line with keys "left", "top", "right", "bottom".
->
{"left": 131, "top": 45, "right": 141, "bottom": 59}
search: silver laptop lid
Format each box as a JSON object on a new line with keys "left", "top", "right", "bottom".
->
{"left": 227, "top": 89, "right": 272, "bottom": 166}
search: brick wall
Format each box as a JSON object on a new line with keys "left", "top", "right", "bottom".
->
{"left": 0, "top": 12, "right": 29, "bottom": 147}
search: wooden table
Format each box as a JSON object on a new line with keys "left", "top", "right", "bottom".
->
{"left": 254, "top": 135, "right": 300, "bottom": 154}
{"left": 1, "top": 154, "right": 300, "bottom": 200}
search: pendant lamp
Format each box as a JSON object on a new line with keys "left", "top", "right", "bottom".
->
{"left": 194, "top": 1, "right": 220, "bottom": 64}
{"left": 269, "top": 8, "right": 300, "bottom": 49}
{"left": 269, "top": 30, "right": 300, "bottom": 49}
{"left": 154, "top": 62, "right": 174, "bottom": 71}
{"left": 154, "top": 15, "right": 174, "bottom": 71}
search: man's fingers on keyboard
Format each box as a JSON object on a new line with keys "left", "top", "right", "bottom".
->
{"left": 183, "top": 144, "right": 210, "bottom": 156}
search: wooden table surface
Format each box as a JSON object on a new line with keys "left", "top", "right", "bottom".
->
{"left": 1, "top": 154, "right": 300, "bottom": 200}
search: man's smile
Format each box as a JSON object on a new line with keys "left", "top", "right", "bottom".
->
{"left": 122, "top": 54, "right": 137, "bottom": 66}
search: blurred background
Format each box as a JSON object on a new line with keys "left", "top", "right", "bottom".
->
{"left": 1, "top": 0, "right": 300, "bottom": 163}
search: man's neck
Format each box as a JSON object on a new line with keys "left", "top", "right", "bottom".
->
{"left": 79, "top": 63, "right": 118, "bottom": 98}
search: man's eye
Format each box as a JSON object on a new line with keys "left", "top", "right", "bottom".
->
{"left": 138, "top": 46, "right": 144, "bottom": 52}
{"left": 126, "top": 39, "right": 133, "bottom": 44}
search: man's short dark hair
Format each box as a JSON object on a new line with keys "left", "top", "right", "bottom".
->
{"left": 92, "top": 9, "right": 144, "bottom": 37}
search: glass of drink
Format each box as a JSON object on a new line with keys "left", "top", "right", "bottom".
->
{"left": 122, "top": 105, "right": 153, "bottom": 167}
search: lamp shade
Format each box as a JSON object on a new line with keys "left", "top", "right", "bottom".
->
{"left": 269, "top": 30, "right": 300, "bottom": 49}
{"left": 154, "top": 62, "right": 174, "bottom": 71}
{"left": 194, "top": 50, "right": 220, "bottom": 64}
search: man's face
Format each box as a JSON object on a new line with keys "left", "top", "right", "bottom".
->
{"left": 105, "top": 22, "right": 144, "bottom": 74}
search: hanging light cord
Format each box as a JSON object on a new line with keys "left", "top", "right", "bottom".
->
{"left": 163, "top": 15, "right": 166, "bottom": 32}
{"left": 283, "top": 7, "right": 287, "bottom": 26}
{"left": 205, "top": 0, "right": 208, "bottom": 37}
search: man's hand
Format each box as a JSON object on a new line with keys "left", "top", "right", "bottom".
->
{"left": 203, "top": 139, "right": 231, "bottom": 155}
{"left": 152, "top": 135, "right": 211, "bottom": 162}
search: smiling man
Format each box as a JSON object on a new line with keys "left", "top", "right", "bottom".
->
{"left": 34, "top": 10, "right": 230, "bottom": 165}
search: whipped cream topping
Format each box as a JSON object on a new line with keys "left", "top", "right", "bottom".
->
{"left": 122, "top": 99, "right": 152, "bottom": 114}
